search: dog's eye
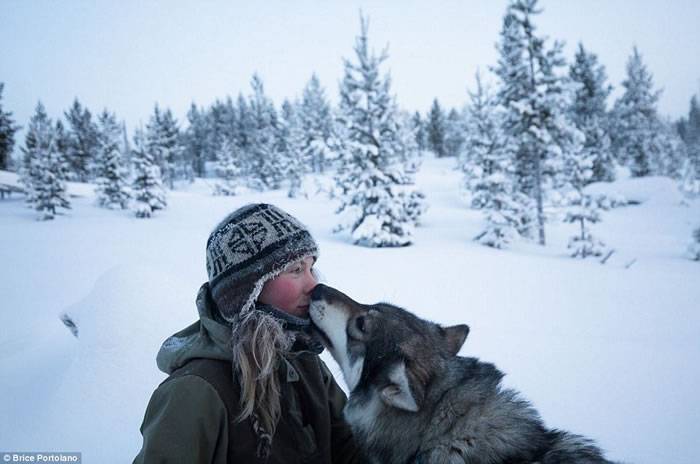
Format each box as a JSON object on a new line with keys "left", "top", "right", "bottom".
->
{"left": 355, "top": 316, "right": 366, "bottom": 333}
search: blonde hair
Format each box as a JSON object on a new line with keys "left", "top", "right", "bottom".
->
{"left": 230, "top": 310, "right": 293, "bottom": 456}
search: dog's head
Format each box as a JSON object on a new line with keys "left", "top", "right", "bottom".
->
{"left": 310, "top": 284, "right": 469, "bottom": 413}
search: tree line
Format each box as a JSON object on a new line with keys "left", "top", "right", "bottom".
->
{"left": 0, "top": 1, "right": 698, "bottom": 257}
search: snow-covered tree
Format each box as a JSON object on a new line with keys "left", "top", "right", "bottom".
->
{"left": 444, "top": 108, "right": 466, "bottom": 158}
{"left": 679, "top": 96, "right": 700, "bottom": 197}
{"left": 299, "top": 73, "right": 334, "bottom": 173}
{"left": 427, "top": 98, "right": 447, "bottom": 157}
{"left": 64, "top": 98, "right": 99, "bottom": 182}
{"left": 564, "top": 193, "right": 605, "bottom": 258}
{"left": 183, "top": 103, "right": 210, "bottom": 177}
{"left": 492, "top": 0, "right": 583, "bottom": 245}
{"left": 95, "top": 110, "right": 130, "bottom": 209}
{"left": 688, "top": 226, "right": 700, "bottom": 261}
{"left": 212, "top": 136, "right": 243, "bottom": 196}
{"left": 561, "top": 135, "right": 606, "bottom": 258}
{"left": 462, "top": 73, "right": 531, "bottom": 247}
{"left": 20, "top": 102, "right": 70, "bottom": 220}
{"left": 334, "top": 15, "right": 425, "bottom": 247}
{"left": 131, "top": 128, "right": 167, "bottom": 218}
{"left": 248, "top": 74, "right": 284, "bottom": 190}
{"left": 611, "top": 47, "right": 664, "bottom": 177}
{"left": 0, "top": 83, "right": 20, "bottom": 171}
{"left": 146, "top": 105, "right": 187, "bottom": 189}
{"left": 652, "top": 118, "right": 686, "bottom": 178}
{"left": 280, "top": 100, "right": 306, "bottom": 197}
{"left": 411, "top": 111, "right": 428, "bottom": 151}
{"left": 569, "top": 43, "right": 614, "bottom": 183}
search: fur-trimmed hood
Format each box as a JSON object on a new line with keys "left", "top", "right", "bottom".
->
{"left": 156, "top": 282, "right": 231, "bottom": 375}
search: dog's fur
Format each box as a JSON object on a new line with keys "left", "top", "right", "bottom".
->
{"left": 310, "top": 284, "right": 613, "bottom": 464}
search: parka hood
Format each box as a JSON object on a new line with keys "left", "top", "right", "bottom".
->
{"left": 156, "top": 283, "right": 232, "bottom": 375}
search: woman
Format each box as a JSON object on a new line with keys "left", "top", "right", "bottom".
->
{"left": 134, "top": 203, "right": 361, "bottom": 463}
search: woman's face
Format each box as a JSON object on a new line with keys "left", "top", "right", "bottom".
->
{"left": 258, "top": 256, "right": 317, "bottom": 317}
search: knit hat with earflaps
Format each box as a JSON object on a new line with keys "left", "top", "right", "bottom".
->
{"left": 206, "top": 203, "right": 319, "bottom": 321}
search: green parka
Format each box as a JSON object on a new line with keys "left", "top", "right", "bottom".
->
{"left": 133, "top": 284, "right": 362, "bottom": 464}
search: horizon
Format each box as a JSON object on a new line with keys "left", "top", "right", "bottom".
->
{"left": 2, "top": 0, "right": 700, "bottom": 152}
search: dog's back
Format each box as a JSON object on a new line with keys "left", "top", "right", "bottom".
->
{"left": 309, "top": 284, "right": 614, "bottom": 464}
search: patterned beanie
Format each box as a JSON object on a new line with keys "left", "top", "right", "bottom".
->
{"left": 206, "top": 203, "right": 319, "bottom": 321}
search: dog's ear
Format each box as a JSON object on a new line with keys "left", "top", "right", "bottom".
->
{"left": 443, "top": 324, "right": 470, "bottom": 356}
{"left": 380, "top": 361, "right": 420, "bottom": 412}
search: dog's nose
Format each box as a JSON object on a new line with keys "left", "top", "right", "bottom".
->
{"left": 311, "top": 284, "right": 329, "bottom": 302}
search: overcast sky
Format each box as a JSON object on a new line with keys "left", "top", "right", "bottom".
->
{"left": 2, "top": 0, "right": 700, "bottom": 142}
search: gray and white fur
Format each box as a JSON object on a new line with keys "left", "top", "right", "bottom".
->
{"left": 310, "top": 284, "right": 615, "bottom": 464}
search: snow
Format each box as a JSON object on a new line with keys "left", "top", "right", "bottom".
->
{"left": 1, "top": 157, "right": 699, "bottom": 463}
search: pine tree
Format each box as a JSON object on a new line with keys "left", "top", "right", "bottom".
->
{"left": 444, "top": 108, "right": 466, "bottom": 157}
{"left": 0, "top": 83, "right": 20, "bottom": 171}
{"left": 561, "top": 135, "right": 606, "bottom": 258}
{"left": 611, "top": 47, "right": 664, "bottom": 177}
{"left": 679, "top": 96, "right": 700, "bottom": 197}
{"left": 427, "top": 98, "right": 446, "bottom": 157}
{"left": 462, "top": 73, "right": 504, "bottom": 206}
{"left": 569, "top": 43, "right": 615, "bottom": 183}
{"left": 463, "top": 73, "right": 530, "bottom": 247}
{"left": 95, "top": 110, "right": 130, "bottom": 209}
{"left": 334, "top": 15, "right": 425, "bottom": 247}
{"left": 652, "top": 118, "right": 686, "bottom": 178}
{"left": 299, "top": 74, "right": 334, "bottom": 173}
{"left": 183, "top": 103, "right": 210, "bottom": 177}
{"left": 411, "top": 111, "right": 427, "bottom": 151}
{"left": 492, "top": 0, "right": 583, "bottom": 245}
{"left": 131, "top": 128, "right": 167, "bottom": 218}
{"left": 64, "top": 98, "right": 99, "bottom": 182}
{"left": 53, "top": 120, "right": 71, "bottom": 166}
{"left": 20, "top": 102, "right": 70, "bottom": 220}
{"left": 146, "top": 105, "right": 187, "bottom": 189}
{"left": 248, "top": 74, "right": 284, "bottom": 190}
{"left": 689, "top": 226, "right": 700, "bottom": 261}
{"left": 212, "top": 136, "right": 243, "bottom": 196}
{"left": 280, "top": 100, "right": 307, "bottom": 197}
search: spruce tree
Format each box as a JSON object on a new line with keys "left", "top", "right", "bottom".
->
{"left": 248, "top": 74, "right": 284, "bottom": 190}
{"left": 131, "top": 128, "right": 167, "bottom": 218}
{"left": 212, "top": 136, "right": 243, "bottom": 196}
{"left": 280, "top": 99, "right": 307, "bottom": 198}
{"left": 299, "top": 74, "right": 334, "bottom": 173}
{"left": 334, "top": 15, "right": 425, "bottom": 247}
{"left": 569, "top": 43, "right": 615, "bottom": 183}
{"left": 493, "top": 0, "right": 582, "bottom": 245}
{"left": 146, "top": 105, "right": 188, "bottom": 188}
{"left": 611, "top": 47, "right": 664, "bottom": 177}
{"left": 184, "top": 103, "right": 210, "bottom": 177}
{"left": 679, "top": 96, "right": 700, "bottom": 197}
{"left": 411, "top": 111, "right": 427, "bottom": 151}
{"left": 561, "top": 138, "right": 606, "bottom": 258}
{"left": 427, "top": 98, "right": 446, "bottom": 157}
{"left": 444, "top": 108, "right": 466, "bottom": 157}
{"left": 95, "top": 110, "right": 130, "bottom": 209}
{"left": 64, "top": 98, "right": 99, "bottom": 182}
{"left": 0, "top": 83, "right": 20, "bottom": 171}
{"left": 689, "top": 226, "right": 700, "bottom": 261}
{"left": 20, "top": 102, "right": 70, "bottom": 220}
{"left": 463, "top": 73, "right": 530, "bottom": 247}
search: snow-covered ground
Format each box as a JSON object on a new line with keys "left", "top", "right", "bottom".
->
{"left": 1, "top": 156, "right": 699, "bottom": 463}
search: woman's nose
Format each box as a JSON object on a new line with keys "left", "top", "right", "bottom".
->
{"left": 303, "top": 269, "right": 318, "bottom": 293}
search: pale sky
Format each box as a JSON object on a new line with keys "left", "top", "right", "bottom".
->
{"left": 2, "top": 0, "right": 699, "bottom": 144}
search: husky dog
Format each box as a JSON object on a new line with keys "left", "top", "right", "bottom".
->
{"left": 310, "top": 284, "right": 614, "bottom": 464}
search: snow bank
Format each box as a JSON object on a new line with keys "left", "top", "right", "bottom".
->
{"left": 2, "top": 265, "right": 195, "bottom": 461}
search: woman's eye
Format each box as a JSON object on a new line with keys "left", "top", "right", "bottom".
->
{"left": 287, "top": 265, "right": 302, "bottom": 274}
